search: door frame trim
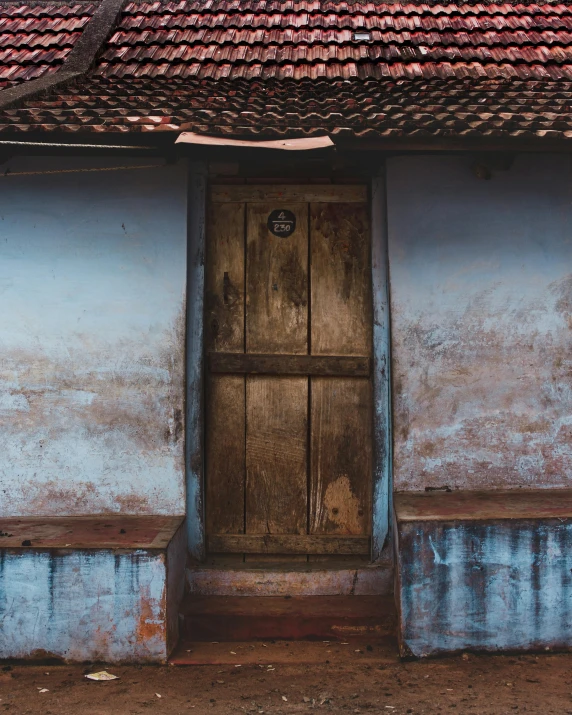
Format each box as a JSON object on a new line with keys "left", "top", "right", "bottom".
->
{"left": 186, "top": 161, "right": 207, "bottom": 561}
{"left": 186, "top": 172, "right": 393, "bottom": 561}
{"left": 371, "top": 165, "right": 393, "bottom": 560}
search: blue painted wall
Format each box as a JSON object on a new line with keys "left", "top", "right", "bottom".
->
{"left": 397, "top": 519, "right": 572, "bottom": 656}
{"left": 387, "top": 154, "right": 572, "bottom": 491}
{"left": 0, "top": 157, "right": 187, "bottom": 515}
{"left": 0, "top": 549, "right": 170, "bottom": 662}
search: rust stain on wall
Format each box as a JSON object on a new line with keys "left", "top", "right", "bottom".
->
{"left": 137, "top": 577, "right": 167, "bottom": 645}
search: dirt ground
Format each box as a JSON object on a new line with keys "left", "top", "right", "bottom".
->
{"left": 2, "top": 640, "right": 572, "bottom": 715}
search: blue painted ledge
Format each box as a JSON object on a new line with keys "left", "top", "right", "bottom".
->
{"left": 0, "top": 516, "right": 185, "bottom": 663}
{"left": 395, "top": 490, "right": 572, "bottom": 657}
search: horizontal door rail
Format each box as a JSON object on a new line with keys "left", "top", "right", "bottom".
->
{"left": 209, "top": 353, "right": 371, "bottom": 377}
{"left": 208, "top": 534, "right": 371, "bottom": 555}
{"left": 210, "top": 184, "right": 368, "bottom": 204}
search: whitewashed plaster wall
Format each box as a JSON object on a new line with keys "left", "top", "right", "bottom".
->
{"left": 0, "top": 157, "right": 187, "bottom": 515}
{"left": 387, "top": 153, "right": 572, "bottom": 491}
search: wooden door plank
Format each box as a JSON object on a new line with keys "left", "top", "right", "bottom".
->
{"left": 310, "top": 378, "right": 372, "bottom": 537}
{"left": 205, "top": 375, "right": 246, "bottom": 536}
{"left": 310, "top": 202, "right": 372, "bottom": 356}
{"left": 309, "top": 200, "right": 373, "bottom": 559}
{"left": 205, "top": 202, "right": 245, "bottom": 353}
{"left": 205, "top": 201, "right": 246, "bottom": 542}
{"left": 210, "top": 353, "right": 371, "bottom": 377}
{"left": 246, "top": 202, "right": 308, "bottom": 355}
{"left": 212, "top": 185, "right": 367, "bottom": 204}
{"left": 246, "top": 376, "right": 308, "bottom": 535}
{"left": 208, "top": 534, "right": 370, "bottom": 555}
{"left": 245, "top": 201, "right": 310, "bottom": 561}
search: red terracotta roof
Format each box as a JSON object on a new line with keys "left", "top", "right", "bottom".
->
{"left": 0, "top": 2, "right": 98, "bottom": 89}
{"left": 1, "top": 0, "right": 572, "bottom": 139}
{"left": 1, "top": 76, "right": 571, "bottom": 139}
{"left": 95, "top": 1, "right": 572, "bottom": 80}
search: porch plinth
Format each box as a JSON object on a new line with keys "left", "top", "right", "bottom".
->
{"left": 0, "top": 516, "right": 185, "bottom": 663}
{"left": 395, "top": 490, "right": 572, "bottom": 658}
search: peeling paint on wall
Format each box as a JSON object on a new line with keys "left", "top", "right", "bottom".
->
{"left": 0, "top": 549, "right": 169, "bottom": 662}
{"left": 397, "top": 519, "right": 572, "bottom": 656}
{"left": 387, "top": 154, "right": 572, "bottom": 491}
{"left": 0, "top": 158, "right": 187, "bottom": 515}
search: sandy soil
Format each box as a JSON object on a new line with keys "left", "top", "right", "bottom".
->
{"left": 1, "top": 644, "right": 571, "bottom": 715}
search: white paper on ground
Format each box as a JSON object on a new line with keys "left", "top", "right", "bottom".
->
{"left": 85, "top": 672, "right": 119, "bottom": 681}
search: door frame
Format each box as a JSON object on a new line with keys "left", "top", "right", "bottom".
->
{"left": 185, "top": 164, "right": 392, "bottom": 562}
{"left": 371, "top": 166, "right": 392, "bottom": 561}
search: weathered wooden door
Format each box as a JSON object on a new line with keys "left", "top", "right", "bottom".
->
{"left": 205, "top": 185, "right": 373, "bottom": 559}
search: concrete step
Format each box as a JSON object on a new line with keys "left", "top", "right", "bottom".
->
{"left": 179, "top": 595, "right": 396, "bottom": 642}
{"left": 186, "top": 560, "right": 393, "bottom": 597}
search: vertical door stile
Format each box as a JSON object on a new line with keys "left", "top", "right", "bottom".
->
{"left": 205, "top": 201, "right": 246, "bottom": 546}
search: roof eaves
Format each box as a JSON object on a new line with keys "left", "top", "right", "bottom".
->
{"left": 0, "top": 0, "right": 126, "bottom": 111}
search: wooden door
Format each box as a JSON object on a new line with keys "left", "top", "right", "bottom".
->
{"left": 205, "top": 185, "right": 373, "bottom": 559}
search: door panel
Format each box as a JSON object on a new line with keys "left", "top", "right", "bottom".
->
{"left": 206, "top": 375, "right": 245, "bottom": 535}
{"left": 310, "top": 377, "right": 372, "bottom": 536}
{"left": 205, "top": 186, "right": 372, "bottom": 559}
{"left": 310, "top": 202, "right": 372, "bottom": 356}
{"left": 205, "top": 202, "right": 245, "bottom": 353}
{"left": 246, "top": 376, "right": 308, "bottom": 535}
{"left": 246, "top": 203, "right": 308, "bottom": 355}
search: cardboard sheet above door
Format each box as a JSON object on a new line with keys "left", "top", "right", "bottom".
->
{"left": 176, "top": 132, "right": 334, "bottom": 151}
